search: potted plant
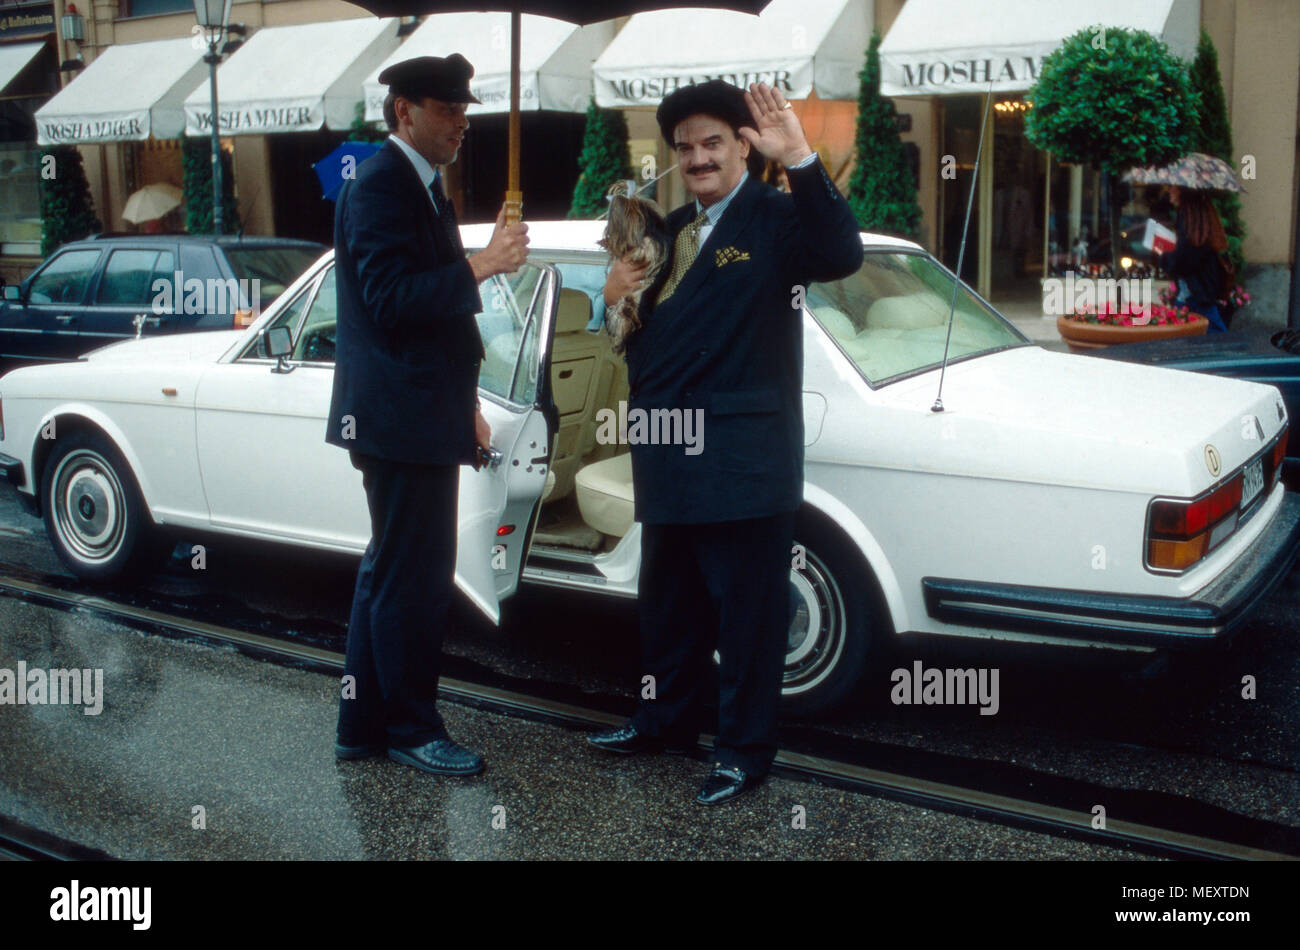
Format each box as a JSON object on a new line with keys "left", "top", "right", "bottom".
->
{"left": 1057, "top": 281, "right": 1208, "bottom": 351}
{"left": 1025, "top": 25, "right": 1201, "bottom": 346}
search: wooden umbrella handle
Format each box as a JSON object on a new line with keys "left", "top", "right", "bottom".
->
{"left": 506, "top": 4, "right": 522, "bottom": 227}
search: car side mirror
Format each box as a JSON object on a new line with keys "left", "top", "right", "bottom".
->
{"left": 2, "top": 285, "right": 20, "bottom": 302}
{"left": 263, "top": 325, "right": 295, "bottom": 374}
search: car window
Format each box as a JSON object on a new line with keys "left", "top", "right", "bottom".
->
{"left": 28, "top": 249, "right": 102, "bottom": 305}
{"left": 553, "top": 260, "right": 609, "bottom": 332}
{"left": 238, "top": 279, "right": 312, "bottom": 361}
{"left": 293, "top": 268, "right": 337, "bottom": 363}
{"left": 223, "top": 247, "right": 321, "bottom": 311}
{"left": 97, "top": 249, "right": 175, "bottom": 306}
{"left": 808, "top": 251, "right": 1028, "bottom": 386}
{"left": 476, "top": 264, "right": 544, "bottom": 404}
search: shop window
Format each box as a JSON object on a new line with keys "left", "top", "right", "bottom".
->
{"left": 0, "top": 97, "right": 43, "bottom": 254}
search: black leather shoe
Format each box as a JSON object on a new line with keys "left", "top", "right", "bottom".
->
{"left": 586, "top": 723, "right": 694, "bottom": 756}
{"left": 696, "top": 763, "right": 760, "bottom": 805}
{"left": 335, "top": 741, "right": 385, "bottom": 759}
{"left": 388, "top": 738, "right": 484, "bottom": 776}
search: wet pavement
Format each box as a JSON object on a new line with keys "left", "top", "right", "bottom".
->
{"left": 0, "top": 489, "right": 1297, "bottom": 858}
{"left": 0, "top": 596, "right": 1157, "bottom": 860}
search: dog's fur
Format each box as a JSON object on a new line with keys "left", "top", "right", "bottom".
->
{"left": 599, "top": 181, "right": 670, "bottom": 355}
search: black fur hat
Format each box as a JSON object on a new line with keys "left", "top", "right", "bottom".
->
{"left": 656, "top": 79, "right": 764, "bottom": 174}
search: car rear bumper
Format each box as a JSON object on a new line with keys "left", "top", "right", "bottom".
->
{"left": 922, "top": 492, "right": 1300, "bottom": 648}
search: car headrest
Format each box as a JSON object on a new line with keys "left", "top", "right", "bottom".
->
{"left": 866, "top": 293, "right": 949, "bottom": 329}
{"left": 556, "top": 288, "right": 593, "bottom": 335}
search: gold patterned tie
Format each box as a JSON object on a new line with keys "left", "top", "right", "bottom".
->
{"left": 656, "top": 209, "right": 709, "bottom": 305}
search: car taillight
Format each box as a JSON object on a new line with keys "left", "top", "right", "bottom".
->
{"left": 1148, "top": 477, "right": 1242, "bottom": 572}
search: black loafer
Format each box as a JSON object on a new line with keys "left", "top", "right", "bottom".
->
{"left": 586, "top": 722, "right": 694, "bottom": 756}
{"left": 335, "top": 741, "right": 385, "bottom": 759}
{"left": 388, "top": 738, "right": 484, "bottom": 776}
{"left": 696, "top": 764, "right": 759, "bottom": 805}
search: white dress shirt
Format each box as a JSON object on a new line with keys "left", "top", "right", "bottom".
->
{"left": 695, "top": 152, "right": 817, "bottom": 245}
{"left": 388, "top": 134, "right": 442, "bottom": 215}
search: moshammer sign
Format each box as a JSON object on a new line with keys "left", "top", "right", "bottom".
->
{"left": 880, "top": 47, "right": 1047, "bottom": 96}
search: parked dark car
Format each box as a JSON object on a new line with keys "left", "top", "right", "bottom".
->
{"left": 0, "top": 235, "right": 325, "bottom": 366}
{"left": 1092, "top": 328, "right": 1300, "bottom": 486}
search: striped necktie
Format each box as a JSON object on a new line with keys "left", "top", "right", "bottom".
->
{"left": 429, "top": 171, "right": 463, "bottom": 252}
{"left": 656, "top": 209, "right": 709, "bottom": 305}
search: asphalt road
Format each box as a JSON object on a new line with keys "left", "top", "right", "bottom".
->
{"left": 0, "top": 487, "right": 1296, "bottom": 847}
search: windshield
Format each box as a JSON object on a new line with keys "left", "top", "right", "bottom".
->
{"left": 224, "top": 247, "right": 321, "bottom": 311}
{"left": 808, "top": 251, "right": 1029, "bottom": 386}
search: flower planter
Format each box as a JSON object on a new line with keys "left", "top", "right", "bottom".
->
{"left": 1056, "top": 314, "right": 1209, "bottom": 352}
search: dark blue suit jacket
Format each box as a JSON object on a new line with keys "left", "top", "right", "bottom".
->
{"left": 326, "top": 139, "right": 485, "bottom": 466}
{"left": 625, "top": 157, "right": 863, "bottom": 524}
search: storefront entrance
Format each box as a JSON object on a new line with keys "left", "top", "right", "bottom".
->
{"left": 989, "top": 97, "right": 1042, "bottom": 304}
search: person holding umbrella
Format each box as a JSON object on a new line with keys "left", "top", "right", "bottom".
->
{"left": 1125, "top": 153, "right": 1243, "bottom": 333}
{"left": 327, "top": 54, "right": 529, "bottom": 777}
{"left": 587, "top": 79, "right": 863, "bottom": 805}
{"left": 1156, "top": 185, "right": 1234, "bottom": 332}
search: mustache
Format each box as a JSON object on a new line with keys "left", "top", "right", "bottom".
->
{"left": 686, "top": 163, "right": 720, "bottom": 175}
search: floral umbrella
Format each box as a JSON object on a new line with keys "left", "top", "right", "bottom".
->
{"left": 1122, "top": 151, "right": 1246, "bottom": 193}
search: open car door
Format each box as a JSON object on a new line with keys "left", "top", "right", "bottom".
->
{"left": 456, "top": 261, "right": 558, "bottom": 622}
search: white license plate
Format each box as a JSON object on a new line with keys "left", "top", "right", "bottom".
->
{"left": 1241, "top": 458, "right": 1264, "bottom": 508}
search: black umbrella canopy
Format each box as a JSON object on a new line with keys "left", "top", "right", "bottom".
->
{"left": 347, "top": 1, "right": 773, "bottom": 220}
{"left": 348, "top": 2, "right": 770, "bottom": 23}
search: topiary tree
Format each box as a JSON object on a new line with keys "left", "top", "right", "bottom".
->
{"left": 347, "top": 100, "right": 386, "bottom": 144}
{"left": 568, "top": 97, "right": 633, "bottom": 219}
{"left": 847, "top": 30, "right": 921, "bottom": 238}
{"left": 183, "top": 137, "right": 240, "bottom": 235}
{"left": 1188, "top": 28, "right": 1246, "bottom": 282}
{"left": 38, "top": 145, "right": 101, "bottom": 257}
{"left": 1025, "top": 26, "right": 1200, "bottom": 275}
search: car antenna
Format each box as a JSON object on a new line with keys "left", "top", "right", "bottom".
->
{"left": 932, "top": 83, "right": 994, "bottom": 414}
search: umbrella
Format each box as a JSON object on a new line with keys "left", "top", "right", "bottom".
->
{"left": 343, "top": 1, "right": 772, "bottom": 222}
{"left": 1122, "top": 152, "right": 1246, "bottom": 194}
{"left": 314, "top": 140, "right": 384, "bottom": 201}
{"left": 122, "top": 183, "right": 183, "bottom": 224}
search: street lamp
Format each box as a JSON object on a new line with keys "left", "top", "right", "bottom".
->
{"left": 193, "top": 0, "right": 233, "bottom": 234}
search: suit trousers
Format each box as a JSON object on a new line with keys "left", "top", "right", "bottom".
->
{"left": 630, "top": 511, "right": 796, "bottom": 776}
{"left": 337, "top": 451, "right": 459, "bottom": 748}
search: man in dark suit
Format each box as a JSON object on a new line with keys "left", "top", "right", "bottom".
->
{"left": 327, "top": 55, "right": 528, "bottom": 776}
{"left": 588, "top": 80, "right": 863, "bottom": 804}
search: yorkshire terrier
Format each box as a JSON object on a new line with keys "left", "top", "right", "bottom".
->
{"left": 598, "top": 180, "right": 670, "bottom": 355}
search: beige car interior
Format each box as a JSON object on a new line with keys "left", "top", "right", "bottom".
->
{"left": 533, "top": 286, "right": 634, "bottom": 552}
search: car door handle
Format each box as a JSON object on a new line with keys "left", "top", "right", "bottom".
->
{"left": 56, "top": 314, "right": 75, "bottom": 324}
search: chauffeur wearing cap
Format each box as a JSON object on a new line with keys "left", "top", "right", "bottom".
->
{"left": 327, "top": 54, "right": 528, "bottom": 776}
{"left": 588, "top": 80, "right": 863, "bottom": 804}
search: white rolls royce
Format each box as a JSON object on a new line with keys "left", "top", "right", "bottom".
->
{"left": 1, "top": 221, "right": 1296, "bottom": 715}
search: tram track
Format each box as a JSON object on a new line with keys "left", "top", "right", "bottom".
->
{"left": 1, "top": 570, "right": 1297, "bottom": 861}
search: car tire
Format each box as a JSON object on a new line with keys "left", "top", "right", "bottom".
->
{"left": 779, "top": 518, "right": 878, "bottom": 718}
{"left": 41, "top": 429, "right": 154, "bottom": 582}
